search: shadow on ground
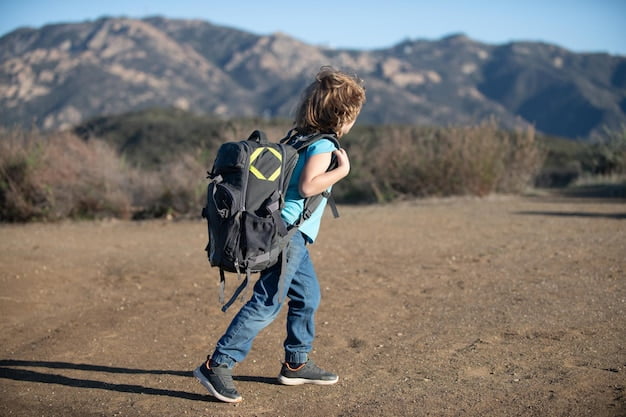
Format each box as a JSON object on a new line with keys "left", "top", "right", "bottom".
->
{"left": 0, "top": 360, "right": 277, "bottom": 402}
{"left": 553, "top": 183, "right": 626, "bottom": 199}
{"left": 515, "top": 210, "right": 626, "bottom": 219}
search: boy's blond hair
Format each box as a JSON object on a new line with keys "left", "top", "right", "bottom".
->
{"left": 294, "top": 66, "right": 366, "bottom": 136}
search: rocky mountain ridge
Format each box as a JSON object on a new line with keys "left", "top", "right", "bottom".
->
{"left": 1, "top": 16, "right": 625, "bottom": 139}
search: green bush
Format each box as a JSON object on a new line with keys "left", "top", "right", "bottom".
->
{"left": 588, "top": 127, "right": 626, "bottom": 174}
{"left": 74, "top": 108, "right": 292, "bottom": 168}
{"left": 535, "top": 126, "right": 626, "bottom": 187}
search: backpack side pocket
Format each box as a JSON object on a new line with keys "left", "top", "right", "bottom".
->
{"left": 206, "top": 182, "right": 242, "bottom": 271}
{"left": 241, "top": 211, "right": 278, "bottom": 271}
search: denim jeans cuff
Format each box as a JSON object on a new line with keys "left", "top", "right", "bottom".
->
{"left": 211, "top": 352, "right": 236, "bottom": 369}
{"left": 285, "top": 352, "right": 308, "bottom": 364}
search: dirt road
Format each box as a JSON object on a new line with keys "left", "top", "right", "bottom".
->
{"left": 1, "top": 193, "right": 625, "bottom": 416}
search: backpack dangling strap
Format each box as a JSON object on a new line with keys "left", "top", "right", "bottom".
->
{"left": 218, "top": 268, "right": 226, "bottom": 305}
{"left": 323, "top": 191, "right": 340, "bottom": 218}
{"left": 274, "top": 227, "right": 301, "bottom": 304}
{"left": 221, "top": 269, "right": 250, "bottom": 312}
{"left": 276, "top": 250, "right": 288, "bottom": 304}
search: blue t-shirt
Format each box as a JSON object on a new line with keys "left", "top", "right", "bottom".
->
{"left": 281, "top": 138, "right": 337, "bottom": 243}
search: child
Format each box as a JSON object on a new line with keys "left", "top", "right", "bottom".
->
{"left": 194, "top": 66, "right": 366, "bottom": 403}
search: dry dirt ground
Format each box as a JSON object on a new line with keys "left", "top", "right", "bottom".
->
{"left": 0, "top": 193, "right": 625, "bottom": 417}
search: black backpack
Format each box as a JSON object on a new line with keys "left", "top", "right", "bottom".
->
{"left": 202, "top": 130, "right": 339, "bottom": 311}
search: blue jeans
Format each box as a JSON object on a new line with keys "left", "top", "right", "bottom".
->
{"left": 211, "top": 232, "right": 320, "bottom": 368}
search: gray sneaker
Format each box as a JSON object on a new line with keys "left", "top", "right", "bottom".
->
{"left": 277, "top": 359, "right": 339, "bottom": 385}
{"left": 193, "top": 361, "right": 242, "bottom": 403}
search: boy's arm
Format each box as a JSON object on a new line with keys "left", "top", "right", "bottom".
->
{"left": 299, "top": 149, "right": 350, "bottom": 198}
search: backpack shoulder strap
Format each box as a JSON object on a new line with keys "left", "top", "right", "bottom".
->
{"left": 283, "top": 131, "right": 340, "bottom": 152}
{"left": 282, "top": 130, "right": 341, "bottom": 173}
{"left": 283, "top": 131, "right": 341, "bottom": 225}
{"left": 295, "top": 190, "right": 339, "bottom": 226}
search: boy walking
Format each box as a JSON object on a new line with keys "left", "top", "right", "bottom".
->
{"left": 194, "top": 66, "right": 366, "bottom": 403}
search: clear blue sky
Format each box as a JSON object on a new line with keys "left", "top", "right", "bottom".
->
{"left": 1, "top": 0, "right": 625, "bottom": 55}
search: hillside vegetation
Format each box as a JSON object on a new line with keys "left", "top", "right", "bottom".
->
{"left": 1, "top": 109, "right": 624, "bottom": 222}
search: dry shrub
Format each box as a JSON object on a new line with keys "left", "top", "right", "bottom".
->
{"left": 1, "top": 121, "right": 545, "bottom": 222}
{"left": 495, "top": 125, "right": 544, "bottom": 193}
{"left": 0, "top": 128, "right": 133, "bottom": 221}
{"left": 131, "top": 153, "right": 206, "bottom": 219}
{"left": 0, "top": 129, "right": 49, "bottom": 221}
{"left": 39, "top": 133, "right": 134, "bottom": 219}
{"left": 352, "top": 121, "right": 543, "bottom": 202}
{"left": 0, "top": 128, "right": 207, "bottom": 222}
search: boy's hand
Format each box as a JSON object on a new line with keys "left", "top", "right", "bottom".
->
{"left": 299, "top": 149, "right": 350, "bottom": 197}
{"left": 333, "top": 148, "right": 350, "bottom": 177}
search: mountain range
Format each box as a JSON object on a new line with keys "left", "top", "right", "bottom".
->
{"left": 1, "top": 16, "right": 625, "bottom": 139}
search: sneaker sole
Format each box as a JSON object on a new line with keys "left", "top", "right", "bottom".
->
{"left": 193, "top": 366, "right": 242, "bottom": 403}
{"left": 277, "top": 374, "right": 339, "bottom": 386}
